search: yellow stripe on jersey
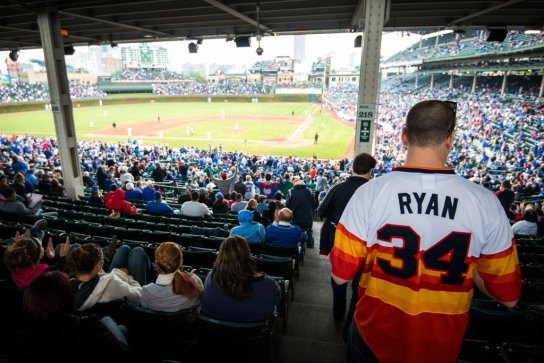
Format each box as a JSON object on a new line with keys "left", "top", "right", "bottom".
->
{"left": 361, "top": 272, "right": 474, "bottom": 315}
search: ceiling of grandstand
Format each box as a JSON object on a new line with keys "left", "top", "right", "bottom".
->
{"left": 0, "top": 0, "right": 544, "bottom": 50}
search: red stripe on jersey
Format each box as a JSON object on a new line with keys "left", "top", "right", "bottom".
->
{"left": 480, "top": 267, "right": 522, "bottom": 303}
{"left": 355, "top": 295, "right": 467, "bottom": 363}
{"left": 479, "top": 242, "right": 515, "bottom": 259}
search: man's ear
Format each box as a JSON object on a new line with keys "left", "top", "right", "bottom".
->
{"left": 445, "top": 130, "right": 455, "bottom": 150}
{"left": 401, "top": 127, "right": 408, "bottom": 146}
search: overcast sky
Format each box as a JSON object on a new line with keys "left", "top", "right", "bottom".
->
{"left": 0, "top": 32, "right": 421, "bottom": 74}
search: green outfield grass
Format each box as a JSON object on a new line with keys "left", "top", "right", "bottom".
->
{"left": 0, "top": 101, "right": 354, "bottom": 158}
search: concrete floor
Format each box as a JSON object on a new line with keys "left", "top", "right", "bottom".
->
{"left": 275, "top": 223, "right": 347, "bottom": 363}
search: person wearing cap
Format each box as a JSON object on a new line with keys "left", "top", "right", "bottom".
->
{"left": 180, "top": 190, "right": 212, "bottom": 218}
{"left": 146, "top": 191, "right": 174, "bottom": 215}
{"left": 229, "top": 210, "right": 266, "bottom": 244}
{"left": 212, "top": 168, "right": 238, "bottom": 196}
{"left": 125, "top": 182, "right": 143, "bottom": 201}
{"left": 212, "top": 193, "right": 230, "bottom": 214}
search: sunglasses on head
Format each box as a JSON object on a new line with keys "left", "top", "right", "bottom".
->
{"left": 442, "top": 101, "right": 457, "bottom": 135}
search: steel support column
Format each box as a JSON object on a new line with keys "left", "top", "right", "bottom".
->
{"left": 449, "top": 74, "right": 454, "bottom": 89}
{"left": 430, "top": 74, "right": 434, "bottom": 90}
{"left": 501, "top": 72, "right": 508, "bottom": 96}
{"left": 415, "top": 73, "right": 419, "bottom": 88}
{"left": 354, "top": 0, "right": 387, "bottom": 156}
{"left": 37, "top": 10, "right": 84, "bottom": 199}
{"left": 539, "top": 74, "right": 544, "bottom": 98}
{"left": 472, "top": 75, "right": 477, "bottom": 93}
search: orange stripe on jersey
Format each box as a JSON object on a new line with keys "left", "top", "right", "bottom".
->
{"left": 355, "top": 295, "right": 467, "bottom": 363}
{"left": 476, "top": 243, "right": 519, "bottom": 276}
{"left": 480, "top": 267, "right": 521, "bottom": 303}
{"left": 360, "top": 271, "right": 473, "bottom": 315}
{"left": 329, "top": 225, "right": 368, "bottom": 280}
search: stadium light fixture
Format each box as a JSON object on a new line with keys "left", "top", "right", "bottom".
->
{"left": 354, "top": 35, "right": 362, "bottom": 48}
{"left": 188, "top": 42, "right": 198, "bottom": 53}
{"left": 255, "top": 2, "right": 263, "bottom": 56}
{"left": 8, "top": 49, "right": 19, "bottom": 61}
{"left": 64, "top": 45, "right": 75, "bottom": 55}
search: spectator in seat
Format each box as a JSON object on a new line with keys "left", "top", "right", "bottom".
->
{"left": 37, "top": 173, "right": 52, "bottom": 195}
{"left": 212, "top": 193, "right": 230, "bottom": 214}
{"left": 496, "top": 180, "right": 516, "bottom": 218}
{"left": 105, "top": 188, "right": 138, "bottom": 215}
{"left": 146, "top": 191, "right": 174, "bottom": 215}
{"left": 151, "top": 162, "right": 166, "bottom": 183}
{"left": 245, "top": 198, "right": 263, "bottom": 223}
{"left": 3, "top": 233, "right": 71, "bottom": 289}
{"left": 266, "top": 208, "right": 302, "bottom": 249}
{"left": 511, "top": 208, "right": 538, "bottom": 236}
{"left": 0, "top": 174, "right": 9, "bottom": 196}
{"left": 82, "top": 171, "right": 96, "bottom": 189}
{"left": 124, "top": 182, "right": 142, "bottom": 201}
{"left": 141, "top": 242, "right": 203, "bottom": 312}
{"left": 11, "top": 172, "right": 26, "bottom": 198}
{"left": 95, "top": 166, "right": 108, "bottom": 190}
{"left": 50, "top": 178, "right": 65, "bottom": 196}
{"left": 0, "top": 187, "right": 56, "bottom": 217}
{"left": 119, "top": 168, "right": 134, "bottom": 185}
{"left": 200, "top": 236, "right": 280, "bottom": 322}
{"left": 11, "top": 155, "right": 28, "bottom": 175}
{"left": 229, "top": 210, "right": 265, "bottom": 244}
{"left": 9, "top": 271, "right": 131, "bottom": 363}
{"left": 88, "top": 186, "right": 104, "bottom": 205}
{"left": 233, "top": 175, "right": 246, "bottom": 196}
{"left": 67, "top": 242, "right": 151, "bottom": 311}
{"left": 180, "top": 190, "right": 211, "bottom": 218}
{"left": 142, "top": 181, "right": 156, "bottom": 202}
{"left": 212, "top": 168, "right": 238, "bottom": 196}
{"left": 230, "top": 193, "right": 248, "bottom": 213}
{"left": 286, "top": 180, "right": 316, "bottom": 248}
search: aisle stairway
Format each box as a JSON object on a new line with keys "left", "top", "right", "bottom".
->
{"left": 276, "top": 222, "right": 346, "bottom": 363}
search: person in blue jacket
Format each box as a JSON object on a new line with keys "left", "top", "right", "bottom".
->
{"left": 146, "top": 191, "right": 174, "bottom": 215}
{"left": 229, "top": 210, "right": 265, "bottom": 244}
{"left": 266, "top": 208, "right": 302, "bottom": 249}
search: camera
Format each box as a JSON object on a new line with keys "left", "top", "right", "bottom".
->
{"left": 256, "top": 47, "right": 264, "bottom": 56}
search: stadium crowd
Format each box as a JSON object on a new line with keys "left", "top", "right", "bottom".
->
{"left": 111, "top": 68, "right": 184, "bottom": 81}
{"left": 0, "top": 81, "right": 106, "bottom": 103}
{"left": 152, "top": 80, "right": 274, "bottom": 96}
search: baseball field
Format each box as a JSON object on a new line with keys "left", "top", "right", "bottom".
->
{"left": 0, "top": 99, "right": 355, "bottom": 159}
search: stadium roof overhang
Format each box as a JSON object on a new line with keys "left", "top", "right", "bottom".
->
{"left": 0, "top": 0, "right": 544, "bottom": 51}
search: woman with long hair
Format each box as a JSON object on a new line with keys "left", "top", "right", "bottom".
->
{"left": 11, "top": 172, "right": 26, "bottom": 198}
{"left": 141, "top": 242, "right": 203, "bottom": 312}
{"left": 9, "top": 271, "right": 131, "bottom": 363}
{"left": 200, "top": 236, "right": 280, "bottom": 321}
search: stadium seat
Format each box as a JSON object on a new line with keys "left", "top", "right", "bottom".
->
{"left": 521, "top": 279, "right": 544, "bottom": 304}
{"left": 195, "top": 313, "right": 275, "bottom": 363}
{"left": 182, "top": 247, "right": 217, "bottom": 269}
{"left": 113, "top": 227, "right": 142, "bottom": 241}
{"left": 502, "top": 342, "right": 544, "bottom": 363}
{"left": 141, "top": 230, "right": 171, "bottom": 243}
{"left": 64, "top": 220, "right": 90, "bottom": 235}
{"left": 265, "top": 245, "right": 302, "bottom": 276}
{"left": 456, "top": 339, "right": 502, "bottom": 363}
{"left": 255, "top": 254, "right": 295, "bottom": 301}
{"left": 465, "top": 299, "right": 528, "bottom": 344}
{"left": 125, "top": 302, "right": 198, "bottom": 363}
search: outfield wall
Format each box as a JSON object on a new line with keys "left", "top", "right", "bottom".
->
{"left": 0, "top": 94, "right": 320, "bottom": 114}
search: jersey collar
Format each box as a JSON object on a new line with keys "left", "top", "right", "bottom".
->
{"left": 395, "top": 166, "right": 456, "bottom": 175}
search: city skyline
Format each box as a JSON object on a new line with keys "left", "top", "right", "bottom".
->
{"left": 0, "top": 32, "right": 421, "bottom": 76}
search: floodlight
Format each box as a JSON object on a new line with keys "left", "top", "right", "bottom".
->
{"left": 8, "top": 49, "right": 19, "bottom": 61}
{"left": 188, "top": 42, "right": 198, "bottom": 53}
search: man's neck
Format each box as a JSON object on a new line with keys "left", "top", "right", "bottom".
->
{"left": 404, "top": 148, "right": 447, "bottom": 169}
{"left": 352, "top": 173, "right": 371, "bottom": 180}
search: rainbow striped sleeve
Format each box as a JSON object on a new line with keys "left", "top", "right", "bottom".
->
{"left": 330, "top": 223, "right": 368, "bottom": 281}
{"left": 476, "top": 240, "right": 521, "bottom": 303}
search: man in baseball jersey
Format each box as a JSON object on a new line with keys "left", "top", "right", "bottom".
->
{"left": 330, "top": 100, "right": 521, "bottom": 363}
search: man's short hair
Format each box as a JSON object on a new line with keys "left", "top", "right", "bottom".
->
{"left": 2, "top": 187, "right": 16, "bottom": 199}
{"left": 405, "top": 100, "right": 456, "bottom": 148}
{"left": 502, "top": 180, "right": 512, "bottom": 189}
{"left": 190, "top": 190, "right": 200, "bottom": 201}
{"left": 352, "top": 153, "right": 377, "bottom": 175}
{"left": 278, "top": 208, "right": 293, "bottom": 222}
